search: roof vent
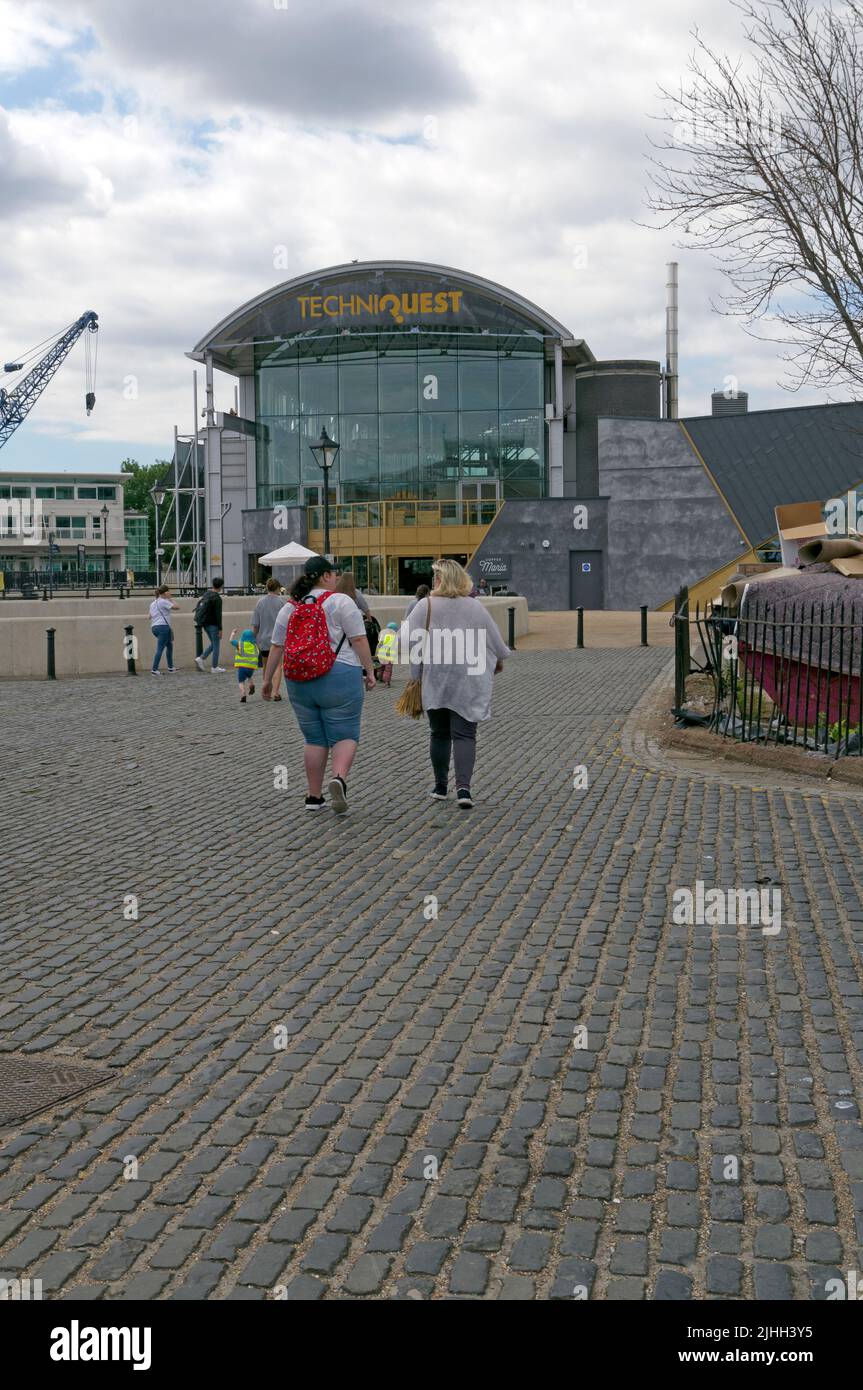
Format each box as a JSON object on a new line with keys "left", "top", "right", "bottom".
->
{"left": 712, "top": 389, "right": 748, "bottom": 416}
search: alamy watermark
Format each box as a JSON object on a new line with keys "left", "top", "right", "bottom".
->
{"left": 671, "top": 880, "right": 781, "bottom": 934}
{"left": 0, "top": 498, "right": 42, "bottom": 544}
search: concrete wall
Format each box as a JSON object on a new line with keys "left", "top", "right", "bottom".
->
{"left": 0, "top": 596, "right": 527, "bottom": 679}
{"left": 598, "top": 417, "right": 746, "bottom": 609}
{"left": 469, "top": 498, "right": 609, "bottom": 611}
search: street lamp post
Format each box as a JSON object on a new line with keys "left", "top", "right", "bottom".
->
{"left": 100, "top": 505, "right": 109, "bottom": 588}
{"left": 150, "top": 483, "right": 166, "bottom": 586}
{"left": 309, "top": 427, "right": 340, "bottom": 563}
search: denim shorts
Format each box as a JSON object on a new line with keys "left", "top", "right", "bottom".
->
{"left": 237, "top": 666, "right": 255, "bottom": 684}
{"left": 287, "top": 662, "right": 364, "bottom": 747}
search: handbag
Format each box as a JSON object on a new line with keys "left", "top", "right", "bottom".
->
{"left": 395, "top": 596, "right": 432, "bottom": 719}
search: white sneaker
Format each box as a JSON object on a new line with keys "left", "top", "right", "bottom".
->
{"left": 150, "top": 669, "right": 162, "bottom": 676}
{"left": 195, "top": 656, "right": 205, "bottom": 671}
{"left": 212, "top": 666, "right": 227, "bottom": 673}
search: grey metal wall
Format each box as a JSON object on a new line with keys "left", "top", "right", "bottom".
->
{"left": 469, "top": 498, "right": 609, "bottom": 610}
{"left": 241, "top": 506, "right": 309, "bottom": 584}
{"left": 598, "top": 417, "right": 746, "bottom": 609}
{"left": 572, "top": 361, "right": 662, "bottom": 497}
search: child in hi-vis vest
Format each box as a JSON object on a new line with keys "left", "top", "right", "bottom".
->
{"left": 376, "top": 621, "right": 398, "bottom": 687}
{"left": 230, "top": 628, "right": 259, "bottom": 702}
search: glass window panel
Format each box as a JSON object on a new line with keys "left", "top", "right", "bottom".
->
{"left": 258, "top": 417, "right": 301, "bottom": 491}
{"left": 499, "top": 410, "right": 544, "bottom": 479}
{"left": 379, "top": 361, "right": 417, "bottom": 412}
{"left": 300, "top": 414, "right": 339, "bottom": 482}
{"left": 419, "top": 412, "right": 458, "bottom": 499}
{"left": 77, "top": 486, "right": 97, "bottom": 499}
{"left": 0, "top": 486, "right": 9, "bottom": 498}
{"left": 499, "top": 356, "right": 543, "bottom": 409}
{"left": 339, "top": 362, "right": 377, "bottom": 414}
{"left": 258, "top": 364, "right": 300, "bottom": 416}
{"left": 55, "top": 486, "right": 75, "bottom": 500}
{"left": 339, "top": 414, "right": 379, "bottom": 501}
{"left": 299, "top": 362, "right": 338, "bottom": 416}
{"left": 12, "top": 486, "right": 30, "bottom": 497}
{"left": 458, "top": 357, "right": 498, "bottom": 409}
{"left": 380, "top": 414, "right": 418, "bottom": 498}
{"left": 35, "top": 486, "right": 55, "bottom": 498}
{"left": 418, "top": 358, "right": 458, "bottom": 411}
{"left": 458, "top": 410, "right": 499, "bottom": 477}
{"left": 97, "top": 486, "right": 116, "bottom": 500}
{"left": 55, "top": 515, "right": 71, "bottom": 527}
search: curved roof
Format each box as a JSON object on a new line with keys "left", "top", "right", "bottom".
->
{"left": 189, "top": 260, "right": 588, "bottom": 375}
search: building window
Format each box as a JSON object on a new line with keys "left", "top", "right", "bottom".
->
{"left": 97, "top": 486, "right": 116, "bottom": 501}
{"left": 35, "top": 486, "right": 55, "bottom": 499}
{"left": 55, "top": 485, "right": 75, "bottom": 500}
{"left": 77, "top": 486, "right": 98, "bottom": 499}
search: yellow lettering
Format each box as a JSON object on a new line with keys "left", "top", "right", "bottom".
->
{"left": 420, "top": 292, "right": 433, "bottom": 313}
{"left": 309, "top": 297, "right": 323, "bottom": 317}
{"left": 323, "top": 296, "right": 339, "bottom": 316}
{"left": 434, "top": 292, "right": 449, "bottom": 313}
{"left": 297, "top": 297, "right": 310, "bottom": 318}
{"left": 380, "top": 293, "right": 404, "bottom": 324}
{"left": 450, "top": 290, "right": 463, "bottom": 313}
{"left": 355, "top": 294, "right": 375, "bottom": 316}
{"left": 402, "top": 293, "right": 419, "bottom": 316}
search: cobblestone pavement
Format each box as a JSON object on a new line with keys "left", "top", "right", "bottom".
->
{"left": 1, "top": 650, "right": 862, "bottom": 1301}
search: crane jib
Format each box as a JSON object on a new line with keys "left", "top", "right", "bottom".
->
{"left": 0, "top": 312, "right": 99, "bottom": 449}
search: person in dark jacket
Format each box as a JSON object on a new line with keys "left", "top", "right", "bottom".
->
{"left": 195, "top": 577, "right": 226, "bottom": 672}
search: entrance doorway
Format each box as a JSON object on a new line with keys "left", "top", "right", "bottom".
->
{"left": 569, "top": 551, "right": 604, "bottom": 609}
{"left": 398, "top": 556, "right": 434, "bottom": 594}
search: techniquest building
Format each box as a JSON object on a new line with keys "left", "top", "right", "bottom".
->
{"left": 181, "top": 259, "right": 863, "bottom": 609}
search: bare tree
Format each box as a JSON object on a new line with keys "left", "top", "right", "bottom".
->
{"left": 647, "top": 0, "right": 863, "bottom": 393}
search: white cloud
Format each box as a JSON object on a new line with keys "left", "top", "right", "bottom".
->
{"left": 0, "top": 0, "right": 833, "bottom": 468}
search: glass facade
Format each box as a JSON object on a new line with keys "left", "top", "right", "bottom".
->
{"left": 255, "top": 332, "right": 546, "bottom": 509}
{"left": 124, "top": 514, "right": 149, "bottom": 572}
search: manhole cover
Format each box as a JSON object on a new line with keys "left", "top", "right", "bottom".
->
{"left": 0, "top": 1056, "right": 114, "bottom": 1127}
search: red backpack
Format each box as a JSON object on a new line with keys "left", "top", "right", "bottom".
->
{"left": 283, "top": 593, "right": 346, "bottom": 681}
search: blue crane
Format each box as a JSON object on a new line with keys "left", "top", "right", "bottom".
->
{"left": 0, "top": 310, "right": 99, "bottom": 450}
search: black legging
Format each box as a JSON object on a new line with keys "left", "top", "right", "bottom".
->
{"left": 428, "top": 707, "right": 477, "bottom": 790}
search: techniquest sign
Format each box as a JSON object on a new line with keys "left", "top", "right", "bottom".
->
{"left": 297, "top": 289, "right": 465, "bottom": 324}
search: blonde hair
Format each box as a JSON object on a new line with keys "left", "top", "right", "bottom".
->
{"left": 432, "top": 558, "right": 473, "bottom": 598}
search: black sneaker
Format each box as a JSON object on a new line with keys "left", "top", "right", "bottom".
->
{"left": 305, "top": 795, "right": 326, "bottom": 811}
{"left": 329, "top": 776, "right": 348, "bottom": 814}
{"left": 456, "top": 788, "right": 473, "bottom": 809}
{"left": 430, "top": 786, "right": 448, "bottom": 800}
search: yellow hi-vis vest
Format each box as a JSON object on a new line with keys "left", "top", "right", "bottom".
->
{"left": 234, "top": 638, "right": 258, "bottom": 670}
{"left": 377, "top": 629, "right": 397, "bottom": 661}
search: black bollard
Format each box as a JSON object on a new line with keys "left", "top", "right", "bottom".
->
{"left": 42, "top": 587, "right": 48, "bottom": 601}
{"left": 46, "top": 627, "right": 56, "bottom": 680}
{"left": 577, "top": 607, "right": 584, "bottom": 648}
{"left": 119, "top": 585, "right": 125, "bottom": 601}
{"left": 124, "top": 624, "right": 137, "bottom": 676}
{"left": 85, "top": 585, "right": 90, "bottom": 599}
{"left": 507, "top": 605, "right": 516, "bottom": 651}
{"left": 640, "top": 605, "right": 649, "bottom": 647}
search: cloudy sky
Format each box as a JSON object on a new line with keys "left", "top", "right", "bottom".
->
{"left": 0, "top": 0, "right": 831, "bottom": 475}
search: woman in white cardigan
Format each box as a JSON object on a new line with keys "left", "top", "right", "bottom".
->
{"left": 406, "top": 559, "right": 510, "bottom": 809}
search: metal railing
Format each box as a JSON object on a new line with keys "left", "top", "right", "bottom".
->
{"left": 307, "top": 498, "right": 503, "bottom": 534}
{"left": 673, "top": 587, "right": 863, "bottom": 758}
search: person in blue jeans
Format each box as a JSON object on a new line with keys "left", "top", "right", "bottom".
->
{"left": 149, "top": 584, "right": 179, "bottom": 674}
{"left": 195, "top": 576, "right": 226, "bottom": 673}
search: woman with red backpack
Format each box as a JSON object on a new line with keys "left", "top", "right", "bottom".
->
{"left": 261, "top": 555, "right": 376, "bottom": 812}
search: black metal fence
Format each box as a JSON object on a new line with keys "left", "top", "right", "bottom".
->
{"left": 673, "top": 586, "right": 863, "bottom": 758}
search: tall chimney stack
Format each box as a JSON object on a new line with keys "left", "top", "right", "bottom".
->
{"left": 665, "top": 262, "right": 679, "bottom": 420}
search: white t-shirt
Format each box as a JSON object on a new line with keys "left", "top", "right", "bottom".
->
{"left": 271, "top": 590, "right": 365, "bottom": 667}
{"left": 149, "top": 597, "right": 174, "bottom": 628}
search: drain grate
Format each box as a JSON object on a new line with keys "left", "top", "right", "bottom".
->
{"left": 0, "top": 1055, "right": 114, "bottom": 1127}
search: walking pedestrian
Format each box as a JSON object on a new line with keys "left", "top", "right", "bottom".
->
{"left": 149, "top": 584, "right": 179, "bottom": 675}
{"left": 336, "top": 570, "right": 370, "bottom": 616}
{"left": 404, "top": 558, "right": 509, "bottom": 809}
{"left": 252, "top": 576, "right": 285, "bottom": 701}
{"left": 261, "top": 556, "right": 376, "bottom": 812}
{"left": 404, "top": 583, "right": 430, "bottom": 620}
{"left": 195, "top": 577, "right": 226, "bottom": 672}
{"left": 230, "top": 627, "right": 259, "bottom": 703}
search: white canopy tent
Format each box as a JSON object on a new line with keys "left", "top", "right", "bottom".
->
{"left": 259, "top": 541, "right": 319, "bottom": 565}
